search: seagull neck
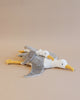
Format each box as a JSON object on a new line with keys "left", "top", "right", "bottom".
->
{"left": 51, "top": 60, "right": 58, "bottom": 68}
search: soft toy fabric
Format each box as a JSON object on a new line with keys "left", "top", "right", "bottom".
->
{"left": 6, "top": 46, "right": 74, "bottom": 77}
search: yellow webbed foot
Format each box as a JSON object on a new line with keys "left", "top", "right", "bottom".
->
{"left": 6, "top": 59, "right": 22, "bottom": 65}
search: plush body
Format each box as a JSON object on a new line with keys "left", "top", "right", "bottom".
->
{"left": 19, "top": 46, "right": 58, "bottom": 77}
{"left": 6, "top": 46, "right": 74, "bottom": 77}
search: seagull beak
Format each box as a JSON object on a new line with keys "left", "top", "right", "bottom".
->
{"left": 65, "top": 65, "right": 74, "bottom": 71}
{"left": 47, "top": 55, "right": 54, "bottom": 61}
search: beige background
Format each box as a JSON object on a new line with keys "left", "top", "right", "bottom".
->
{"left": 0, "top": 0, "right": 80, "bottom": 100}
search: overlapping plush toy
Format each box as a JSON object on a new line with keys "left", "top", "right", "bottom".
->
{"left": 6, "top": 46, "right": 74, "bottom": 77}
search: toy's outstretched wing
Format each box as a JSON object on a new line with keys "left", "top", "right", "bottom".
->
{"left": 21, "top": 51, "right": 36, "bottom": 65}
{"left": 24, "top": 63, "right": 44, "bottom": 77}
{"left": 24, "top": 46, "right": 37, "bottom": 51}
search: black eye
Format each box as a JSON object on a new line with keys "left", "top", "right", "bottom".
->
{"left": 62, "top": 63, "right": 63, "bottom": 65}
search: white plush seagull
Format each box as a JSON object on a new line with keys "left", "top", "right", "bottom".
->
{"left": 36, "top": 49, "right": 74, "bottom": 71}
{"left": 44, "top": 58, "right": 74, "bottom": 71}
{"left": 6, "top": 47, "right": 74, "bottom": 77}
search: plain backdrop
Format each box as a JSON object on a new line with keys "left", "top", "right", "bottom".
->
{"left": 0, "top": 0, "right": 80, "bottom": 100}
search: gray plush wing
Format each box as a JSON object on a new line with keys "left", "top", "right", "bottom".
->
{"left": 18, "top": 52, "right": 28, "bottom": 58}
{"left": 24, "top": 63, "right": 44, "bottom": 77}
{"left": 21, "top": 51, "right": 36, "bottom": 65}
{"left": 24, "top": 46, "right": 37, "bottom": 52}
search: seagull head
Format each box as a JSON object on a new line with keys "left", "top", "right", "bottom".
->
{"left": 36, "top": 49, "right": 49, "bottom": 57}
{"left": 52, "top": 59, "right": 74, "bottom": 71}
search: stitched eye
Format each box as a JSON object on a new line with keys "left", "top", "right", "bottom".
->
{"left": 62, "top": 63, "right": 63, "bottom": 65}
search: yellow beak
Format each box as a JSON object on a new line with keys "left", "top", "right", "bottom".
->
{"left": 47, "top": 55, "right": 54, "bottom": 61}
{"left": 65, "top": 65, "right": 74, "bottom": 71}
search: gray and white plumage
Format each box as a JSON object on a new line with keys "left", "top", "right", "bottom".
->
{"left": 21, "top": 50, "right": 44, "bottom": 77}
{"left": 19, "top": 46, "right": 58, "bottom": 77}
{"left": 19, "top": 46, "right": 58, "bottom": 60}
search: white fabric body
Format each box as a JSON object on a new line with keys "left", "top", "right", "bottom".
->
{"left": 44, "top": 58, "right": 53, "bottom": 68}
{"left": 44, "top": 58, "right": 68, "bottom": 69}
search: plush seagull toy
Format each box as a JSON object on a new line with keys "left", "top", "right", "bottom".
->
{"left": 6, "top": 46, "right": 74, "bottom": 77}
